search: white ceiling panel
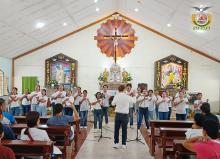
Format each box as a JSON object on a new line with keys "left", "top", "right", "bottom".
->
{"left": 0, "top": 0, "right": 219, "bottom": 61}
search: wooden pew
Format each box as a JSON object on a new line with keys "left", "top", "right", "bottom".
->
{"left": 2, "top": 140, "right": 53, "bottom": 159}
{"left": 173, "top": 140, "right": 196, "bottom": 159}
{"left": 160, "top": 127, "right": 189, "bottom": 157}
{"left": 11, "top": 124, "right": 70, "bottom": 158}
{"left": 15, "top": 116, "right": 49, "bottom": 124}
{"left": 14, "top": 116, "right": 80, "bottom": 152}
{"left": 149, "top": 120, "right": 193, "bottom": 155}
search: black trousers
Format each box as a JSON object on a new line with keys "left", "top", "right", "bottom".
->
{"left": 114, "top": 112, "right": 129, "bottom": 145}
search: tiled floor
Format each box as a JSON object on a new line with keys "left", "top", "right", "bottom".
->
{"left": 75, "top": 122, "right": 154, "bottom": 159}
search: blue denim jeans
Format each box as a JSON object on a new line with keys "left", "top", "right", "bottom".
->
{"left": 148, "top": 110, "right": 155, "bottom": 120}
{"left": 22, "top": 105, "right": 31, "bottom": 116}
{"left": 129, "top": 107, "right": 134, "bottom": 126}
{"left": 36, "top": 106, "right": 47, "bottom": 116}
{"left": 159, "top": 112, "right": 169, "bottom": 120}
{"left": 10, "top": 107, "right": 20, "bottom": 116}
{"left": 80, "top": 110, "right": 88, "bottom": 127}
{"left": 75, "top": 105, "right": 80, "bottom": 113}
{"left": 114, "top": 113, "right": 129, "bottom": 145}
{"left": 93, "top": 109, "right": 102, "bottom": 129}
{"left": 138, "top": 107, "right": 149, "bottom": 129}
{"left": 176, "top": 114, "right": 187, "bottom": 120}
{"left": 31, "top": 104, "right": 38, "bottom": 111}
{"left": 102, "top": 107, "right": 109, "bottom": 124}
{"left": 63, "top": 107, "right": 73, "bottom": 116}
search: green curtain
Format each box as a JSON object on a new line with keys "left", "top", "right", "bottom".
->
{"left": 22, "top": 77, "right": 38, "bottom": 93}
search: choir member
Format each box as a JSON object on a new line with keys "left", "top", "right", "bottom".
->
{"left": 36, "top": 89, "right": 48, "bottom": 116}
{"left": 8, "top": 87, "right": 21, "bottom": 116}
{"left": 126, "top": 83, "right": 135, "bottom": 128}
{"left": 156, "top": 91, "right": 170, "bottom": 120}
{"left": 147, "top": 90, "right": 157, "bottom": 120}
{"left": 74, "top": 87, "right": 82, "bottom": 113}
{"left": 102, "top": 85, "right": 110, "bottom": 127}
{"left": 79, "top": 90, "right": 90, "bottom": 129}
{"left": 51, "top": 87, "right": 59, "bottom": 111}
{"left": 154, "top": 90, "right": 160, "bottom": 120}
{"left": 137, "top": 89, "right": 150, "bottom": 129}
{"left": 194, "top": 93, "right": 203, "bottom": 114}
{"left": 29, "top": 85, "right": 41, "bottom": 112}
{"left": 91, "top": 92, "right": 103, "bottom": 132}
{"left": 112, "top": 85, "right": 135, "bottom": 149}
{"left": 62, "top": 90, "right": 75, "bottom": 116}
{"left": 55, "top": 84, "right": 66, "bottom": 104}
{"left": 174, "top": 91, "right": 189, "bottom": 120}
{"left": 20, "top": 88, "right": 31, "bottom": 116}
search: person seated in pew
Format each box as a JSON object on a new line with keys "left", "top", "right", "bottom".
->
{"left": 0, "top": 110, "right": 16, "bottom": 140}
{"left": 0, "top": 98, "right": 16, "bottom": 125}
{"left": 0, "top": 123, "right": 16, "bottom": 159}
{"left": 183, "top": 119, "right": 220, "bottom": 159}
{"left": 200, "top": 102, "right": 219, "bottom": 124}
{"left": 185, "top": 113, "right": 205, "bottom": 139}
{"left": 20, "top": 111, "right": 62, "bottom": 159}
{"left": 47, "top": 103, "right": 79, "bottom": 141}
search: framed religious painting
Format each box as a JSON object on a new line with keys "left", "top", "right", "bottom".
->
{"left": 45, "top": 53, "right": 77, "bottom": 87}
{"left": 154, "top": 55, "right": 188, "bottom": 90}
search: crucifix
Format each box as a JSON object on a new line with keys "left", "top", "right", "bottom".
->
{"left": 103, "top": 27, "right": 128, "bottom": 63}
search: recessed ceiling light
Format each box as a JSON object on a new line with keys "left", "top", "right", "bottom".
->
{"left": 134, "top": 8, "right": 139, "bottom": 12}
{"left": 94, "top": 0, "right": 98, "bottom": 3}
{"left": 63, "top": 22, "right": 67, "bottom": 26}
{"left": 36, "top": 22, "right": 45, "bottom": 29}
{"left": 167, "top": 23, "right": 172, "bottom": 27}
{"left": 96, "top": 7, "right": 100, "bottom": 12}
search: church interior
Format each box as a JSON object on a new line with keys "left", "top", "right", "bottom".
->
{"left": 0, "top": 0, "right": 220, "bottom": 159}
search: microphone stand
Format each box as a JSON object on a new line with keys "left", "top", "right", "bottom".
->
{"left": 127, "top": 107, "right": 145, "bottom": 144}
{"left": 94, "top": 120, "right": 111, "bottom": 142}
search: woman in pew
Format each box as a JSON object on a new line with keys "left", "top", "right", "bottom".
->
{"left": 20, "top": 111, "right": 61, "bottom": 159}
{"left": 185, "top": 113, "right": 205, "bottom": 139}
{"left": 0, "top": 98, "right": 16, "bottom": 125}
{"left": 174, "top": 91, "right": 189, "bottom": 120}
{"left": 183, "top": 119, "right": 220, "bottom": 159}
{"left": 47, "top": 103, "right": 79, "bottom": 141}
{"left": 0, "top": 110, "right": 16, "bottom": 140}
{"left": 156, "top": 91, "right": 170, "bottom": 120}
{"left": 0, "top": 123, "right": 16, "bottom": 159}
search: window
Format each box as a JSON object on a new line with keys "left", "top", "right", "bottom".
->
{"left": 0, "top": 69, "right": 9, "bottom": 96}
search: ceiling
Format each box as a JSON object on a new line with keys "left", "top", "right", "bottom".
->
{"left": 0, "top": 0, "right": 219, "bottom": 61}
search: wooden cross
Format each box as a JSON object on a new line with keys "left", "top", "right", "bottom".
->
{"left": 103, "top": 27, "right": 128, "bottom": 63}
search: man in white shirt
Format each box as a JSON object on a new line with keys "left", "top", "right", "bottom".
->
{"left": 147, "top": 90, "right": 157, "bottom": 120}
{"left": 79, "top": 90, "right": 90, "bottom": 129}
{"left": 194, "top": 93, "right": 203, "bottom": 114}
{"left": 112, "top": 85, "right": 136, "bottom": 149}
{"left": 101, "top": 85, "right": 111, "bottom": 126}
{"left": 174, "top": 92, "right": 189, "bottom": 120}
{"left": 74, "top": 87, "right": 82, "bottom": 113}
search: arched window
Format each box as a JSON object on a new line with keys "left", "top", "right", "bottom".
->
{"left": 0, "top": 69, "right": 9, "bottom": 96}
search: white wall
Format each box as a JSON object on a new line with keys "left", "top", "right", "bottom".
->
{"left": 0, "top": 57, "right": 12, "bottom": 91}
{"left": 14, "top": 21, "right": 220, "bottom": 112}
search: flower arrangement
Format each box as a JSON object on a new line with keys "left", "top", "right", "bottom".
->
{"left": 98, "top": 73, "right": 108, "bottom": 82}
{"left": 49, "top": 80, "right": 58, "bottom": 86}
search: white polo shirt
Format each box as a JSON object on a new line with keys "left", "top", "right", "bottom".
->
{"left": 30, "top": 91, "right": 41, "bottom": 105}
{"left": 102, "top": 92, "right": 110, "bottom": 107}
{"left": 174, "top": 97, "right": 188, "bottom": 114}
{"left": 157, "top": 97, "right": 169, "bottom": 112}
{"left": 79, "top": 97, "right": 90, "bottom": 111}
{"left": 9, "top": 94, "right": 21, "bottom": 108}
{"left": 112, "top": 92, "right": 136, "bottom": 114}
{"left": 74, "top": 93, "right": 82, "bottom": 105}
